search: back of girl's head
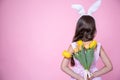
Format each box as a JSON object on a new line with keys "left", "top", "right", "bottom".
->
{"left": 71, "top": 15, "right": 96, "bottom": 66}
{"left": 73, "top": 15, "right": 96, "bottom": 42}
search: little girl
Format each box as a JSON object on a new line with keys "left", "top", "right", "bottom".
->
{"left": 61, "top": 15, "right": 113, "bottom": 80}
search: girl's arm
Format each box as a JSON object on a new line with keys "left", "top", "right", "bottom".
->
{"left": 91, "top": 46, "right": 113, "bottom": 78}
{"left": 61, "top": 45, "right": 84, "bottom": 80}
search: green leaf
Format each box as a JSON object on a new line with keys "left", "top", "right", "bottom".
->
{"left": 73, "top": 48, "right": 94, "bottom": 70}
{"left": 86, "top": 49, "right": 94, "bottom": 70}
{"left": 74, "top": 48, "right": 87, "bottom": 69}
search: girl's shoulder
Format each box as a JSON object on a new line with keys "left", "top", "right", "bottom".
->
{"left": 70, "top": 42, "right": 77, "bottom": 49}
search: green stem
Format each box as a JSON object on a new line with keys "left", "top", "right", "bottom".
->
{"left": 83, "top": 48, "right": 88, "bottom": 69}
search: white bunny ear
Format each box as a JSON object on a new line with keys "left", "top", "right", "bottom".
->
{"left": 87, "top": 0, "right": 102, "bottom": 15}
{"left": 72, "top": 4, "right": 85, "bottom": 16}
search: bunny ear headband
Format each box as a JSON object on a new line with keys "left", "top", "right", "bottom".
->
{"left": 72, "top": 0, "right": 102, "bottom": 16}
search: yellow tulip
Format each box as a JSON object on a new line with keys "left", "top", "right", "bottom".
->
{"left": 77, "top": 40, "right": 83, "bottom": 46}
{"left": 74, "top": 48, "right": 79, "bottom": 53}
{"left": 62, "top": 50, "right": 72, "bottom": 58}
{"left": 78, "top": 46, "right": 82, "bottom": 51}
{"left": 89, "top": 40, "right": 97, "bottom": 49}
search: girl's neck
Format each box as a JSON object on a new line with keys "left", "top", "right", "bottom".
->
{"left": 83, "top": 41, "right": 92, "bottom": 46}
{"left": 83, "top": 40, "right": 92, "bottom": 43}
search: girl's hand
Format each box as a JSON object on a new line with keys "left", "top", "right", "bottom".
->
{"left": 80, "top": 78, "right": 84, "bottom": 80}
{"left": 89, "top": 73, "right": 95, "bottom": 80}
{"left": 88, "top": 77, "right": 93, "bottom": 80}
{"left": 77, "top": 78, "right": 84, "bottom": 80}
{"left": 76, "top": 75, "right": 84, "bottom": 80}
{"left": 77, "top": 77, "right": 84, "bottom": 80}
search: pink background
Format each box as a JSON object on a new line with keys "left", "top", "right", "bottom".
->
{"left": 0, "top": 0, "right": 120, "bottom": 80}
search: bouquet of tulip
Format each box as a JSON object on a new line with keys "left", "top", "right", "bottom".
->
{"left": 73, "top": 40, "right": 97, "bottom": 80}
{"left": 62, "top": 40, "right": 97, "bottom": 80}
